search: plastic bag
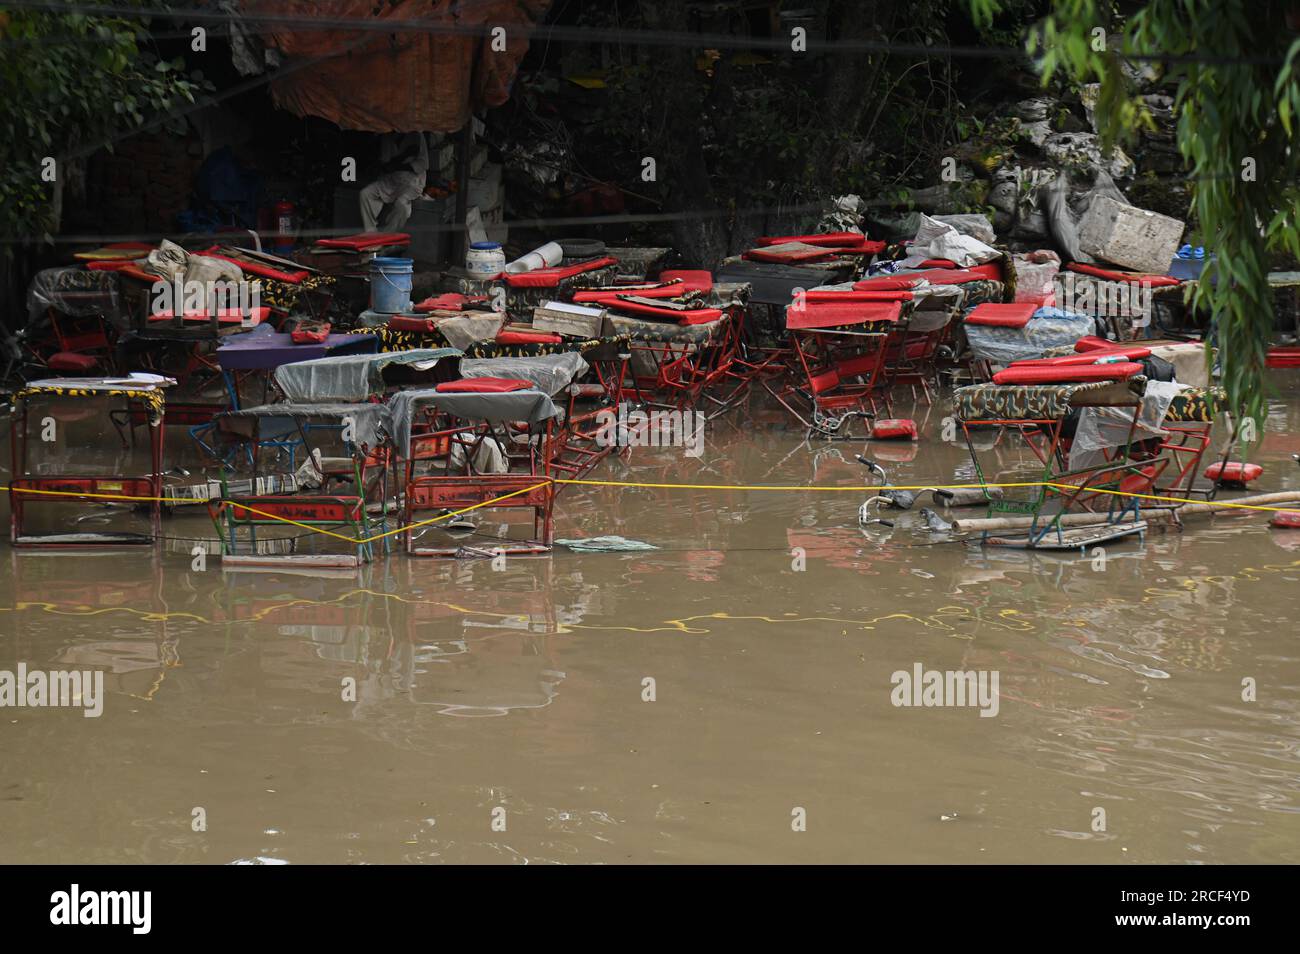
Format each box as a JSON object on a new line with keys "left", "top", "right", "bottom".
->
{"left": 933, "top": 213, "right": 996, "bottom": 245}
{"left": 1068, "top": 380, "right": 1184, "bottom": 471}
{"left": 963, "top": 308, "right": 1096, "bottom": 365}
{"left": 25, "top": 267, "right": 123, "bottom": 330}
{"left": 904, "top": 214, "right": 1000, "bottom": 267}
{"left": 1041, "top": 169, "right": 1130, "bottom": 264}
{"left": 1011, "top": 250, "right": 1061, "bottom": 303}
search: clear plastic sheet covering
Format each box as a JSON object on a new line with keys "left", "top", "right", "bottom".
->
{"left": 910, "top": 284, "right": 965, "bottom": 334}
{"left": 1010, "top": 250, "right": 1061, "bottom": 303}
{"left": 273, "top": 348, "right": 460, "bottom": 402}
{"left": 386, "top": 388, "right": 560, "bottom": 459}
{"left": 26, "top": 267, "right": 123, "bottom": 330}
{"left": 702, "top": 282, "right": 751, "bottom": 309}
{"left": 428, "top": 313, "right": 505, "bottom": 352}
{"left": 963, "top": 308, "right": 1096, "bottom": 365}
{"left": 459, "top": 352, "right": 588, "bottom": 397}
{"left": 908, "top": 306, "right": 957, "bottom": 334}
{"left": 217, "top": 402, "right": 389, "bottom": 449}
{"left": 1068, "top": 380, "right": 1185, "bottom": 471}
{"left": 916, "top": 283, "right": 965, "bottom": 304}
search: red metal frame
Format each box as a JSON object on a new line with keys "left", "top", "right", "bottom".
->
{"left": 765, "top": 325, "right": 892, "bottom": 437}
{"left": 958, "top": 390, "right": 1168, "bottom": 549}
{"left": 208, "top": 494, "right": 374, "bottom": 567}
{"left": 205, "top": 410, "right": 390, "bottom": 567}
{"left": 1153, "top": 421, "right": 1215, "bottom": 498}
{"left": 9, "top": 392, "right": 164, "bottom": 547}
{"left": 403, "top": 416, "right": 556, "bottom": 557}
{"left": 881, "top": 305, "right": 959, "bottom": 404}
{"left": 621, "top": 309, "right": 744, "bottom": 412}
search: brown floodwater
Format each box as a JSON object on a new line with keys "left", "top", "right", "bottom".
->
{"left": 2, "top": 375, "right": 1299, "bottom": 864}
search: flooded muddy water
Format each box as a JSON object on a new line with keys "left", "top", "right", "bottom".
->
{"left": 2, "top": 376, "right": 1299, "bottom": 864}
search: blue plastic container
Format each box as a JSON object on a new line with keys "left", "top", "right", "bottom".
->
{"left": 1169, "top": 251, "right": 1212, "bottom": 282}
{"left": 370, "top": 256, "right": 413, "bottom": 313}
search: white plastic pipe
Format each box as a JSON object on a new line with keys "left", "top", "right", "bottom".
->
{"left": 505, "top": 241, "right": 564, "bottom": 274}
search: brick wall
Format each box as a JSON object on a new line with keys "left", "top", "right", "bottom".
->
{"left": 85, "top": 131, "right": 205, "bottom": 235}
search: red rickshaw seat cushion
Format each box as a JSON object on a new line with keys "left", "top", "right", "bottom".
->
{"left": 496, "top": 330, "right": 563, "bottom": 345}
{"left": 965, "top": 302, "right": 1037, "bottom": 328}
{"left": 387, "top": 315, "right": 439, "bottom": 333}
{"left": 1066, "top": 262, "right": 1181, "bottom": 287}
{"left": 1118, "top": 464, "right": 1160, "bottom": 495}
{"left": 808, "top": 369, "right": 840, "bottom": 394}
{"left": 1074, "top": 335, "right": 1114, "bottom": 352}
{"left": 47, "top": 351, "right": 99, "bottom": 372}
{"left": 992, "top": 361, "right": 1143, "bottom": 385}
{"left": 435, "top": 377, "right": 533, "bottom": 394}
{"left": 1205, "top": 461, "right": 1262, "bottom": 483}
{"left": 872, "top": 419, "right": 917, "bottom": 440}
{"left": 835, "top": 354, "right": 882, "bottom": 378}
{"left": 659, "top": 269, "right": 713, "bottom": 291}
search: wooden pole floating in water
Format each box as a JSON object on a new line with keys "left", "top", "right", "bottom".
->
{"left": 953, "top": 510, "right": 1176, "bottom": 533}
{"left": 951, "top": 490, "right": 1300, "bottom": 533}
{"left": 1172, "top": 490, "right": 1300, "bottom": 515}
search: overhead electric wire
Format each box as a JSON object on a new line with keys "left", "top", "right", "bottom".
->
{"left": 3, "top": 166, "right": 1295, "bottom": 247}
{"left": 4, "top": 0, "right": 1292, "bottom": 66}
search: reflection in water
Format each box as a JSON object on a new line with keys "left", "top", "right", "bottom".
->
{"left": 1, "top": 384, "right": 1299, "bottom": 863}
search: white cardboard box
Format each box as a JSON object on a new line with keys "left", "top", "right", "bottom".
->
{"left": 533, "top": 301, "right": 607, "bottom": 338}
{"left": 1079, "top": 196, "right": 1184, "bottom": 274}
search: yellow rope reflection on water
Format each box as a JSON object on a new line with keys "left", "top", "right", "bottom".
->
{"left": 0, "top": 592, "right": 867, "bottom": 634}
{"left": 6, "top": 589, "right": 494, "bottom": 627}
{"left": 17, "top": 558, "right": 1296, "bottom": 638}
{"left": 2, "top": 589, "right": 1005, "bottom": 639}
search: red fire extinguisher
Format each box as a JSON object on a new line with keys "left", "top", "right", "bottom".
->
{"left": 272, "top": 199, "right": 297, "bottom": 254}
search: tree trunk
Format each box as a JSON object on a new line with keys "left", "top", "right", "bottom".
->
{"left": 811, "top": 0, "right": 902, "bottom": 186}
{"left": 638, "top": 0, "right": 730, "bottom": 267}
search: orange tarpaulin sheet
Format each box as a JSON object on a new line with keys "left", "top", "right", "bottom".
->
{"left": 254, "top": 0, "right": 552, "bottom": 132}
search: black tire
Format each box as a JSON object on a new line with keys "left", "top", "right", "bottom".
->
{"left": 557, "top": 238, "right": 606, "bottom": 260}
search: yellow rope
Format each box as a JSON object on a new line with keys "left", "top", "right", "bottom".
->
{"left": 358, "top": 481, "right": 552, "bottom": 544}
{"left": 5, "top": 476, "right": 1297, "bottom": 544}
{"left": 551, "top": 477, "right": 1049, "bottom": 492}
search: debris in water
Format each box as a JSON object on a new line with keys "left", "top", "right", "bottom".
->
{"left": 556, "top": 536, "right": 658, "bottom": 552}
{"left": 920, "top": 508, "right": 953, "bottom": 532}
{"left": 880, "top": 489, "right": 920, "bottom": 509}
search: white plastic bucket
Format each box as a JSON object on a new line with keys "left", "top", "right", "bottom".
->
{"left": 466, "top": 241, "right": 506, "bottom": 276}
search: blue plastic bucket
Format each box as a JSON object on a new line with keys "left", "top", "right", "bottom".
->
{"left": 370, "top": 256, "right": 413, "bottom": 313}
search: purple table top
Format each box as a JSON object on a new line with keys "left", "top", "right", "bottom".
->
{"left": 216, "top": 325, "right": 378, "bottom": 370}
